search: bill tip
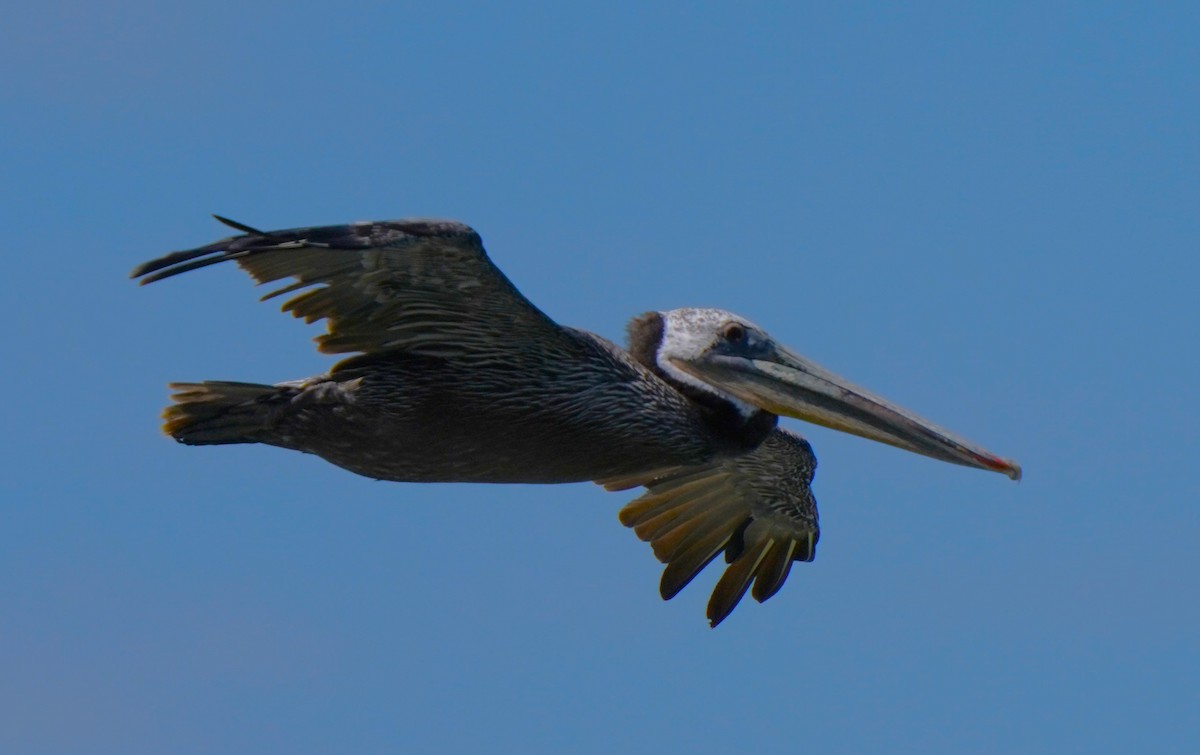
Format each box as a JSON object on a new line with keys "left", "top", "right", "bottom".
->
{"left": 1004, "top": 461, "right": 1022, "bottom": 482}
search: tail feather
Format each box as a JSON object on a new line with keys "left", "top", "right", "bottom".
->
{"left": 162, "top": 381, "right": 289, "bottom": 445}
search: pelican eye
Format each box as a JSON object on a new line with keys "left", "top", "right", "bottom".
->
{"left": 722, "top": 323, "right": 746, "bottom": 343}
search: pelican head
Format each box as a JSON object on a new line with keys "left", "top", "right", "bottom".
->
{"left": 643, "top": 308, "right": 1020, "bottom": 480}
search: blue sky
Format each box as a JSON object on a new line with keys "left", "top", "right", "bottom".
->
{"left": 2, "top": 2, "right": 1197, "bottom": 752}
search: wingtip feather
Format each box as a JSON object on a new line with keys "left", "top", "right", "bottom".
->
{"left": 212, "top": 214, "right": 266, "bottom": 235}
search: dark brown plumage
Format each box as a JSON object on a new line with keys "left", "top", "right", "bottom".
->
{"left": 133, "top": 215, "right": 1019, "bottom": 626}
{"left": 136, "top": 219, "right": 768, "bottom": 484}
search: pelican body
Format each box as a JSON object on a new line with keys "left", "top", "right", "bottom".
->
{"left": 169, "top": 316, "right": 770, "bottom": 486}
{"left": 133, "top": 216, "right": 1019, "bottom": 625}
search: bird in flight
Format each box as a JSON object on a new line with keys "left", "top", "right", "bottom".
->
{"left": 132, "top": 215, "right": 1020, "bottom": 626}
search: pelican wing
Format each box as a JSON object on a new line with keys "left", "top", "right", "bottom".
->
{"left": 131, "top": 216, "right": 568, "bottom": 359}
{"left": 607, "top": 429, "right": 819, "bottom": 627}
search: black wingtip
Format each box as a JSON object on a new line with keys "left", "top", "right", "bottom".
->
{"left": 212, "top": 214, "right": 266, "bottom": 236}
{"left": 132, "top": 215, "right": 262, "bottom": 283}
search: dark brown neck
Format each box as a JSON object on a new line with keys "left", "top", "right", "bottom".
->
{"left": 626, "top": 312, "right": 778, "bottom": 452}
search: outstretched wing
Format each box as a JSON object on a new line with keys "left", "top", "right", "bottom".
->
{"left": 131, "top": 216, "right": 571, "bottom": 360}
{"left": 607, "top": 429, "right": 819, "bottom": 627}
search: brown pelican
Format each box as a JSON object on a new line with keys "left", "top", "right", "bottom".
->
{"left": 132, "top": 216, "right": 1020, "bottom": 626}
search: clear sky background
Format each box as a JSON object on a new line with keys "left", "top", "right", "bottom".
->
{"left": 2, "top": 2, "right": 1197, "bottom": 753}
